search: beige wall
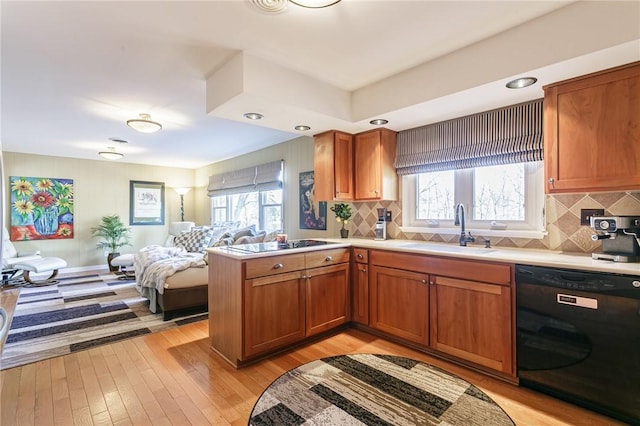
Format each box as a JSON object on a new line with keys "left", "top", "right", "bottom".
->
{"left": 4, "top": 152, "right": 195, "bottom": 269}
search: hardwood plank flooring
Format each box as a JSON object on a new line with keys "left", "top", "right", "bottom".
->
{"left": 0, "top": 320, "right": 623, "bottom": 425}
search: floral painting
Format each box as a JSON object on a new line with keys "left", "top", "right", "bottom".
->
{"left": 299, "top": 171, "right": 326, "bottom": 230}
{"left": 10, "top": 176, "right": 74, "bottom": 241}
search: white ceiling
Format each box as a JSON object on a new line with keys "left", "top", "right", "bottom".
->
{"left": 2, "top": 0, "right": 639, "bottom": 169}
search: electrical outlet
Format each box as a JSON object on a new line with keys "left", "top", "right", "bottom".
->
{"left": 580, "top": 208, "right": 604, "bottom": 226}
{"left": 385, "top": 211, "right": 392, "bottom": 222}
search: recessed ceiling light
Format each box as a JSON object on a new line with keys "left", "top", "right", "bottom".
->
{"left": 290, "top": 0, "right": 341, "bottom": 8}
{"left": 506, "top": 77, "right": 538, "bottom": 89}
{"left": 126, "top": 113, "right": 162, "bottom": 133}
{"left": 370, "top": 119, "right": 389, "bottom": 126}
{"left": 108, "top": 137, "right": 129, "bottom": 144}
{"left": 99, "top": 147, "right": 124, "bottom": 160}
{"left": 243, "top": 112, "right": 264, "bottom": 120}
{"left": 294, "top": 125, "right": 311, "bottom": 131}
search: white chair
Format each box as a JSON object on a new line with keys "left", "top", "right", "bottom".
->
{"left": 2, "top": 229, "right": 67, "bottom": 285}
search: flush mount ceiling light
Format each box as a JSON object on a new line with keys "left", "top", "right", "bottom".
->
{"left": 370, "top": 118, "right": 389, "bottom": 125}
{"left": 294, "top": 125, "right": 311, "bottom": 131}
{"left": 506, "top": 77, "right": 538, "bottom": 89}
{"left": 290, "top": 0, "right": 341, "bottom": 8}
{"left": 99, "top": 147, "right": 124, "bottom": 160}
{"left": 126, "top": 113, "right": 162, "bottom": 133}
{"left": 243, "top": 112, "right": 264, "bottom": 120}
{"left": 250, "top": 0, "right": 288, "bottom": 13}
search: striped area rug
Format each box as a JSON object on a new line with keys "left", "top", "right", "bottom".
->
{"left": 0, "top": 271, "right": 207, "bottom": 370}
{"left": 250, "top": 354, "right": 515, "bottom": 426}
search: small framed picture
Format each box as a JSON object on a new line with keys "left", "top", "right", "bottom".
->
{"left": 130, "top": 180, "right": 165, "bottom": 225}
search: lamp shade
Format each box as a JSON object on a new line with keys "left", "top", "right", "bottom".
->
{"left": 174, "top": 187, "right": 191, "bottom": 196}
{"left": 126, "top": 113, "right": 162, "bottom": 133}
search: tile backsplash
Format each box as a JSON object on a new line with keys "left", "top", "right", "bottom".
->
{"left": 350, "top": 191, "right": 640, "bottom": 253}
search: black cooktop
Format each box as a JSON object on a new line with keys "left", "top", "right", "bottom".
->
{"left": 227, "top": 239, "right": 333, "bottom": 254}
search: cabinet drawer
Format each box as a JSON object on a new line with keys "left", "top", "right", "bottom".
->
{"left": 353, "top": 248, "right": 368, "bottom": 264}
{"left": 245, "top": 254, "right": 306, "bottom": 279}
{"left": 370, "top": 250, "right": 429, "bottom": 273}
{"left": 305, "top": 248, "right": 350, "bottom": 268}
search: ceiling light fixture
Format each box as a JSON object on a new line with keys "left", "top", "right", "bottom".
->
{"left": 290, "top": 0, "right": 341, "bottom": 8}
{"left": 294, "top": 125, "right": 311, "bottom": 131}
{"left": 126, "top": 113, "right": 162, "bottom": 133}
{"left": 99, "top": 147, "right": 124, "bottom": 160}
{"left": 370, "top": 118, "right": 389, "bottom": 126}
{"left": 250, "top": 0, "right": 288, "bottom": 13}
{"left": 243, "top": 112, "right": 264, "bottom": 120}
{"left": 506, "top": 77, "right": 538, "bottom": 89}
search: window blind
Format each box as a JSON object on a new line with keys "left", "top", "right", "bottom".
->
{"left": 395, "top": 99, "right": 543, "bottom": 176}
{"left": 207, "top": 160, "right": 283, "bottom": 196}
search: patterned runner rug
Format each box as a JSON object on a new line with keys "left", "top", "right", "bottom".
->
{"left": 250, "top": 354, "right": 515, "bottom": 426}
{"left": 0, "top": 271, "right": 207, "bottom": 370}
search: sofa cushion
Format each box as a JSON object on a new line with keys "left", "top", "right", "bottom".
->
{"left": 234, "top": 231, "right": 267, "bottom": 246}
{"left": 174, "top": 228, "right": 214, "bottom": 253}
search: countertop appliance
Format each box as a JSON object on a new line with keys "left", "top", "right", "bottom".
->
{"left": 374, "top": 207, "right": 387, "bottom": 240}
{"left": 591, "top": 215, "right": 640, "bottom": 262}
{"left": 515, "top": 264, "right": 640, "bottom": 424}
{"left": 225, "top": 239, "right": 334, "bottom": 254}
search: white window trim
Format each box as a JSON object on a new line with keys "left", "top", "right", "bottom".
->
{"left": 401, "top": 162, "right": 547, "bottom": 240}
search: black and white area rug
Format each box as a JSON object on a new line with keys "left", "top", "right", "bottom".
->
{"left": 1, "top": 272, "right": 207, "bottom": 370}
{"left": 250, "top": 354, "right": 515, "bottom": 426}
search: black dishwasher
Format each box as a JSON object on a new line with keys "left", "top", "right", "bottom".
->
{"left": 515, "top": 264, "right": 640, "bottom": 425}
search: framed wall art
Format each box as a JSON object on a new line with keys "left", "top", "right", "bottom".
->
{"left": 130, "top": 180, "right": 165, "bottom": 225}
{"left": 299, "top": 171, "right": 326, "bottom": 230}
{"left": 9, "top": 176, "right": 75, "bottom": 241}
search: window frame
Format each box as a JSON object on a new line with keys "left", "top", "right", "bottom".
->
{"left": 401, "top": 161, "right": 546, "bottom": 239}
{"left": 210, "top": 188, "right": 284, "bottom": 232}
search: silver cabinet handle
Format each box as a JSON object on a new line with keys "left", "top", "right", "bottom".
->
{"left": 361, "top": 268, "right": 367, "bottom": 273}
{"left": 548, "top": 178, "right": 555, "bottom": 185}
{"left": 273, "top": 263, "right": 284, "bottom": 269}
{"left": 429, "top": 281, "right": 435, "bottom": 286}
{"left": 301, "top": 275, "right": 308, "bottom": 279}
{"left": 421, "top": 279, "right": 427, "bottom": 284}
{"left": 357, "top": 254, "right": 364, "bottom": 259}
{"left": 325, "top": 256, "right": 333, "bottom": 262}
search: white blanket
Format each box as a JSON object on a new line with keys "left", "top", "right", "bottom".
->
{"left": 134, "top": 245, "right": 206, "bottom": 313}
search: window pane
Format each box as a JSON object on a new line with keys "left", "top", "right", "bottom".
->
{"left": 416, "top": 171, "right": 455, "bottom": 220}
{"left": 230, "top": 192, "right": 259, "bottom": 228}
{"left": 474, "top": 163, "right": 525, "bottom": 220}
{"left": 261, "top": 189, "right": 282, "bottom": 205}
{"left": 212, "top": 196, "right": 226, "bottom": 208}
{"left": 212, "top": 208, "right": 227, "bottom": 224}
{"left": 262, "top": 205, "right": 282, "bottom": 232}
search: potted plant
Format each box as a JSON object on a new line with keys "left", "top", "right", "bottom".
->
{"left": 330, "top": 203, "right": 352, "bottom": 238}
{"left": 91, "top": 214, "right": 132, "bottom": 271}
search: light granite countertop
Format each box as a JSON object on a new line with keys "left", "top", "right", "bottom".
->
{"left": 207, "top": 237, "right": 640, "bottom": 276}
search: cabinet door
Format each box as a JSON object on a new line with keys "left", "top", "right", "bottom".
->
{"left": 351, "top": 259, "right": 369, "bottom": 325}
{"left": 305, "top": 263, "right": 349, "bottom": 336}
{"left": 429, "top": 276, "right": 513, "bottom": 376}
{"left": 354, "top": 128, "right": 398, "bottom": 201}
{"left": 544, "top": 62, "right": 640, "bottom": 193}
{"left": 244, "top": 271, "right": 305, "bottom": 358}
{"left": 369, "top": 265, "right": 428, "bottom": 345}
{"left": 313, "top": 131, "right": 353, "bottom": 201}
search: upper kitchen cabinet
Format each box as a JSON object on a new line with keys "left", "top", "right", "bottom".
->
{"left": 544, "top": 62, "right": 640, "bottom": 193}
{"left": 314, "top": 130, "right": 354, "bottom": 201}
{"left": 354, "top": 128, "right": 398, "bottom": 201}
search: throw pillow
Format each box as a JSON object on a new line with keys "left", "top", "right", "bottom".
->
{"left": 174, "top": 228, "right": 214, "bottom": 253}
{"left": 234, "top": 232, "right": 266, "bottom": 245}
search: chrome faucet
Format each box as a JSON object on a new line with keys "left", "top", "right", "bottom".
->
{"left": 454, "top": 203, "right": 475, "bottom": 246}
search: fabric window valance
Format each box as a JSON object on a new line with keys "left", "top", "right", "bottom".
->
{"left": 395, "top": 99, "right": 543, "bottom": 176}
{"left": 207, "top": 160, "right": 283, "bottom": 196}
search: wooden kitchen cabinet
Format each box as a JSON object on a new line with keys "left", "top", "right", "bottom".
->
{"left": 244, "top": 271, "right": 305, "bottom": 358}
{"left": 369, "top": 265, "right": 429, "bottom": 345}
{"left": 544, "top": 61, "right": 640, "bottom": 193}
{"left": 429, "top": 275, "right": 513, "bottom": 376}
{"left": 314, "top": 130, "right": 354, "bottom": 201}
{"left": 354, "top": 128, "right": 398, "bottom": 200}
{"left": 305, "top": 263, "right": 349, "bottom": 336}
{"left": 351, "top": 248, "right": 369, "bottom": 325}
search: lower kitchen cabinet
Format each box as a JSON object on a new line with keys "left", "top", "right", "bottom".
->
{"left": 352, "top": 248, "right": 369, "bottom": 325}
{"left": 243, "top": 271, "right": 306, "bottom": 358}
{"left": 305, "top": 263, "right": 349, "bottom": 336}
{"left": 429, "top": 275, "right": 513, "bottom": 375}
{"left": 369, "top": 265, "right": 429, "bottom": 345}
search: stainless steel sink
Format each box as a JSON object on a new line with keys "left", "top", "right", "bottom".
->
{"left": 400, "top": 243, "right": 496, "bottom": 255}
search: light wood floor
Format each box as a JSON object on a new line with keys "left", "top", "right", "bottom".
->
{"left": 0, "top": 321, "right": 622, "bottom": 426}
